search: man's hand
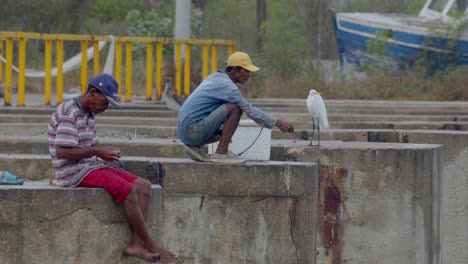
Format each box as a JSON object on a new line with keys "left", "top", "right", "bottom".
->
{"left": 275, "top": 120, "right": 294, "bottom": 133}
{"left": 95, "top": 146, "right": 121, "bottom": 162}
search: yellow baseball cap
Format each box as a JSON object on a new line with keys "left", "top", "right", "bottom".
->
{"left": 226, "top": 52, "right": 259, "bottom": 72}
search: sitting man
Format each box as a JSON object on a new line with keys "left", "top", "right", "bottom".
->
{"left": 177, "top": 51, "right": 295, "bottom": 163}
{"left": 48, "top": 73, "right": 176, "bottom": 264}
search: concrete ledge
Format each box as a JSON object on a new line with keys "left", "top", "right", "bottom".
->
{"left": 0, "top": 123, "right": 179, "bottom": 139}
{"left": 0, "top": 137, "right": 186, "bottom": 157}
{"left": 0, "top": 159, "right": 318, "bottom": 263}
{"left": 0, "top": 155, "right": 316, "bottom": 198}
{"left": 0, "top": 107, "right": 173, "bottom": 117}
{"left": 0, "top": 114, "right": 178, "bottom": 126}
{"left": 0, "top": 181, "right": 161, "bottom": 264}
{"left": 2, "top": 122, "right": 467, "bottom": 142}
{"left": 3, "top": 114, "right": 467, "bottom": 132}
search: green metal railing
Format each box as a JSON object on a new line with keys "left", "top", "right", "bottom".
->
{"left": 0, "top": 31, "right": 235, "bottom": 106}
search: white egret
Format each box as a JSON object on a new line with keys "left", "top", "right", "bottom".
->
{"left": 306, "top": 89, "right": 329, "bottom": 146}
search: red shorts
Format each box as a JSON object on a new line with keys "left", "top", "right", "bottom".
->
{"left": 77, "top": 167, "right": 139, "bottom": 203}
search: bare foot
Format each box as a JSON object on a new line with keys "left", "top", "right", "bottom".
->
{"left": 125, "top": 245, "right": 160, "bottom": 263}
{"left": 148, "top": 245, "right": 177, "bottom": 264}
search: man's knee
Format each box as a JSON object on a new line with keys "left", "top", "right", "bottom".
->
{"left": 134, "top": 178, "right": 152, "bottom": 196}
{"left": 225, "top": 103, "right": 242, "bottom": 116}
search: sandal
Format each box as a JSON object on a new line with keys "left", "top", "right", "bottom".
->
{"left": 0, "top": 171, "right": 24, "bottom": 185}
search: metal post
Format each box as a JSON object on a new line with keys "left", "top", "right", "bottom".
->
{"left": 56, "top": 39, "right": 64, "bottom": 104}
{"left": 0, "top": 40, "right": 3, "bottom": 87}
{"left": 93, "top": 40, "right": 100, "bottom": 76}
{"left": 202, "top": 44, "right": 209, "bottom": 79}
{"left": 174, "top": 0, "right": 192, "bottom": 59}
{"left": 211, "top": 44, "right": 217, "bottom": 73}
{"left": 125, "top": 41, "right": 132, "bottom": 102}
{"left": 17, "top": 36, "right": 26, "bottom": 106}
{"left": 115, "top": 40, "right": 122, "bottom": 99}
{"left": 44, "top": 39, "right": 52, "bottom": 105}
{"left": 156, "top": 42, "right": 163, "bottom": 99}
{"left": 184, "top": 43, "right": 191, "bottom": 96}
{"left": 4, "top": 37, "right": 13, "bottom": 106}
{"left": 175, "top": 43, "right": 181, "bottom": 96}
{"left": 146, "top": 42, "right": 153, "bottom": 100}
{"left": 81, "top": 40, "right": 88, "bottom": 94}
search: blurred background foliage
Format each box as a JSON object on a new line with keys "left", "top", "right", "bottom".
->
{"left": 0, "top": 0, "right": 466, "bottom": 100}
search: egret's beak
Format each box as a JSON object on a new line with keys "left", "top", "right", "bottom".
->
{"left": 316, "top": 92, "right": 322, "bottom": 95}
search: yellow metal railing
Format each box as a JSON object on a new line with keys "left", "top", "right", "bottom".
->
{"left": 0, "top": 31, "right": 235, "bottom": 106}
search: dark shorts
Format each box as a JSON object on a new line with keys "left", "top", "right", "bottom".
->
{"left": 183, "top": 104, "right": 228, "bottom": 146}
{"left": 77, "top": 167, "right": 139, "bottom": 203}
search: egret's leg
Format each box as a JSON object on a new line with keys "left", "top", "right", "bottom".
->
{"left": 317, "top": 117, "right": 321, "bottom": 146}
{"left": 309, "top": 118, "right": 315, "bottom": 146}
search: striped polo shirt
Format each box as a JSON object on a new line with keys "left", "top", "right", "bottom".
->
{"left": 48, "top": 96, "right": 105, "bottom": 187}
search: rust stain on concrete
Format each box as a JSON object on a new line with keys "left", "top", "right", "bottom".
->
{"left": 318, "top": 164, "right": 348, "bottom": 264}
{"left": 199, "top": 195, "right": 205, "bottom": 211}
{"left": 289, "top": 198, "right": 298, "bottom": 228}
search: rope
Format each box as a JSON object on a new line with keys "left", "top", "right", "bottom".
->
{"left": 234, "top": 127, "right": 264, "bottom": 156}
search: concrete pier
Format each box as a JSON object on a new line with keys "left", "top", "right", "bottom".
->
{"left": 0, "top": 157, "right": 318, "bottom": 263}
{"left": 1, "top": 96, "right": 467, "bottom": 264}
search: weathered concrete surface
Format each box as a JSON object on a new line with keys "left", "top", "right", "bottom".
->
{"left": 400, "top": 131, "right": 468, "bottom": 264}
{"left": 2, "top": 132, "right": 467, "bottom": 263}
{"left": 0, "top": 123, "right": 179, "bottom": 139}
{"left": 0, "top": 155, "right": 318, "bottom": 263}
{"left": 0, "top": 114, "right": 178, "bottom": 126}
{"left": 282, "top": 141, "right": 442, "bottom": 264}
{"left": 0, "top": 181, "right": 161, "bottom": 264}
{"left": 249, "top": 98, "right": 468, "bottom": 113}
{"left": 2, "top": 122, "right": 465, "bottom": 144}
{"left": 0, "top": 137, "right": 187, "bottom": 157}
{"left": 275, "top": 131, "right": 468, "bottom": 264}
{"left": 0, "top": 106, "right": 171, "bottom": 116}
{"left": 2, "top": 97, "right": 467, "bottom": 264}
{"left": 276, "top": 130, "right": 468, "bottom": 264}
{"left": 4, "top": 107, "right": 468, "bottom": 122}
{"left": 139, "top": 160, "right": 318, "bottom": 263}
{"left": 2, "top": 113, "right": 467, "bottom": 131}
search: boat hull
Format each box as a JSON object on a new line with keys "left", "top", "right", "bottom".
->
{"left": 332, "top": 12, "right": 468, "bottom": 70}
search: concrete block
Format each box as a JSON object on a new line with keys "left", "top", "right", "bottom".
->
{"left": 285, "top": 141, "right": 442, "bottom": 264}
{"left": 0, "top": 155, "right": 318, "bottom": 263}
{"left": 0, "top": 181, "right": 161, "bottom": 264}
{"left": 161, "top": 195, "right": 315, "bottom": 263}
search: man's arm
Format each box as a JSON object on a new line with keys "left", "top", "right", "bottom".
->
{"left": 275, "top": 120, "right": 294, "bottom": 132}
{"left": 228, "top": 90, "right": 294, "bottom": 132}
{"left": 56, "top": 145, "right": 121, "bottom": 162}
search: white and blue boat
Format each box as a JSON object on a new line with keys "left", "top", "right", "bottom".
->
{"left": 332, "top": 0, "right": 468, "bottom": 70}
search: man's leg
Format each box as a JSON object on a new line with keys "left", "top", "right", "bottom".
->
{"left": 182, "top": 103, "right": 230, "bottom": 162}
{"left": 128, "top": 179, "right": 152, "bottom": 245}
{"left": 78, "top": 168, "right": 175, "bottom": 263}
{"left": 124, "top": 178, "right": 161, "bottom": 261}
{"left": 215, "top": 103, "right": 242, "bottom": 154}
{"left": 123, "top": 184, "right": 176, "bottom": 263}
{"left": 105, "top": 168, "right": 176, "bottom": 263}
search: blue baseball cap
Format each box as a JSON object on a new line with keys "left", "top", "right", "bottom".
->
{"left": 88, "top": 73, "right": 121, "bottom": 108}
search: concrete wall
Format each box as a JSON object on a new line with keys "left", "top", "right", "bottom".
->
{"left": 2, "top": 130, "right": 466, "bottom": 263}
{"left": 0, "top": 156, "right": 318, "bottom": 264}
{"left": 0, "top": 181, "right": 161, "bottom": 264}
{"left": 284, "top": 142, "right": 442, "bottom": 264}
{"left": 402, "top": 131, "right": 468, "bottom": 264}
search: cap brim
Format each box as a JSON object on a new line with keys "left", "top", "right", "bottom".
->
{"left": 242, "top": 64, "right": 260, "bottom": 72}
{"left": 106, "top": 96, "right": 122, "bottom": 108}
